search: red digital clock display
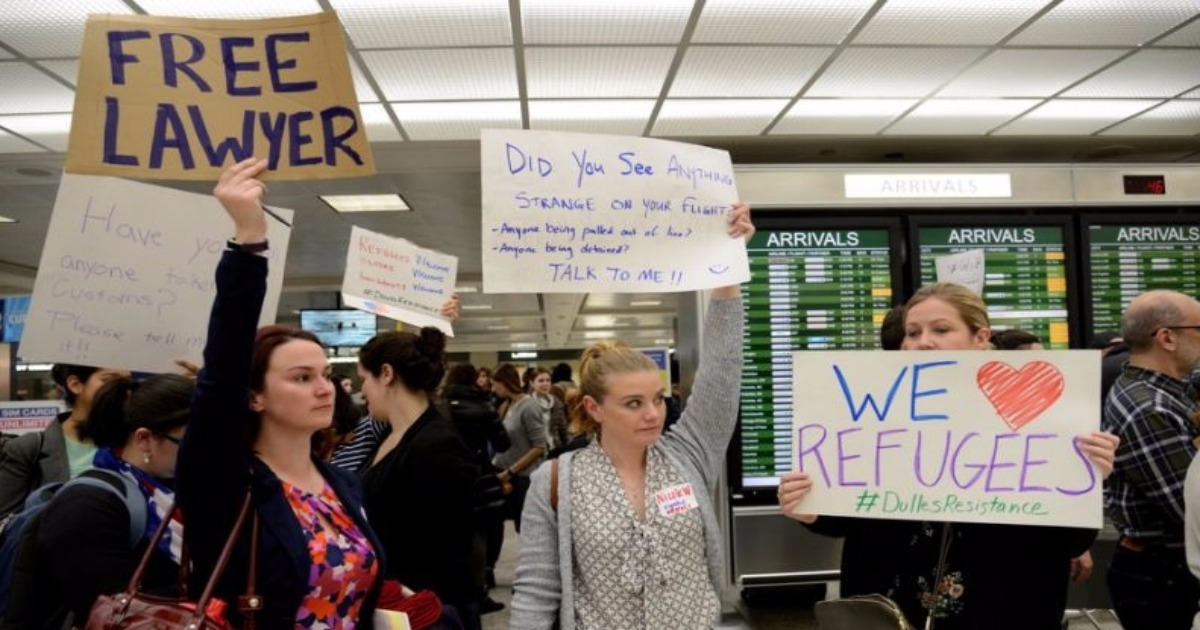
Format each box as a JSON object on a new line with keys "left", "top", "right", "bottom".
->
{"left": 1123, "top": 175, "right": 1167, "bottom": 195}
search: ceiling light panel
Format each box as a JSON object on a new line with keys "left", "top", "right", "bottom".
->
{"left": 807, "top": 48, "right": 984, "bottom": 98}
{"left": 528, "top": 100, "right": 655, "bottom": 135}
{"left": 886, "top": 99, "right": 1042, "bottom": 135}
{"left": 771, "top": 98, "right": 917, "bottom": 135}
{"left": 321, "top": 194, "right": 409, "bottom": 212}
{"left": 136, "top": 0, "right": 322, "bottom": 17}
{"left": 357, "top": 104, "right": 402, "bottom": 142}
{"left": 391, "top": 101, "right": 521, "bottom": 140}
{"left": 1062, "top": 50, "right": 1200, "bottom": 98}
{"left": 522, "top": 0, "right": 693, "bottom": 45}
{"left": 994, "top": 99, "right": 1161, "bottom": 135}
{"left": 653, "top": 99, "right": 788, "bottom": 136}
{"left": 1008, "top": 0, "right": 1198, "bottom": 46}
{"left": 670, "top": 47, "right": 833, "bottom": 98}
{"left": 0, "top": 63, "right": 76, "bottom": 115}
{"left": 694, "top": 0, "right": 875, "bottom": 45}
{"left": 937, "top": 49, "right": 1125, "bottom": 98}
{"left": 0, "top": 113, "right": 72, "bottom": 150}
{"left": 0, "top": 127, "right": 45, "bottom": 152}
{"left": 1101, "top": 101, "right": 1200, "bottom": 136}
{"left": 1154, "top": 17, "right": 1200, "bottom": 46}
{"left": 37, "top": 60, "right": 80, "bottom": 87}
{"left": 525, "top": 48, "right": 675, "bottom": 98}
{"left": 0, "top": 0, "right": 132, "bottom": 57}
{"left": 853, "top": 0, "right": 1048, "bottom": 45}
{"left": 363, "top": 49, "right": 518, "bottom": 101}
{"left": 331, "top": 0, "right": 511, "bottom": 48}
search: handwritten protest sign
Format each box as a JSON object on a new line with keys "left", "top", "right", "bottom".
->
{"left": 480, "top": 129, "right": 749, "bottom": 293}
{"left": 935, "top": 249, "right": 985, "bottom": 295}
{"left": 65, "top": 12, "right": 373, "bottom": 180}
{"left": 20, "top": 174, "right": 293, "bottom": 374}
{"left": 342, "top": 226, "right": 457, "bottom": 336}
{"left": 790, "top": 350, "right": 1101, "bottom": 528}
{"left": 0, "top": 401, "right": 67, "bottom": 435}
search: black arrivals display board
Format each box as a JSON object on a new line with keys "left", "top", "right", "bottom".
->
{"left": 912, "top": 218, "right": 1076, "bottom": 349}
{"left": 735, "top": 222, "right": 901, "bottom": 494}
{"left": 1084, "top": 219, "right": 1200, "bottom": 340}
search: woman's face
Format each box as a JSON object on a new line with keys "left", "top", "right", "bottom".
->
{"left": 133, "top": 425, "right": 186, "bottom": 479}
{"left": 71, "top": 368, "right": 130, "bottom": 413}
{"left": 533, "top": 372, "right": 551, "bottom": 395}
{"left": 902, "top": 297, "right": 990, "bottom": 351}
{"left": 476, "top": 371, "right": 491, "bottom": 390}
{"left": 584, "top": 370, "right": 665, "bottom": 449}
{"left": 250, "top": 339, "right": 335, "bottom": 434}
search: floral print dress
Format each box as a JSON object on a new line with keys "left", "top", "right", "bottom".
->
{"left": 283, "top": 482, "right": 379, "bottom": 629}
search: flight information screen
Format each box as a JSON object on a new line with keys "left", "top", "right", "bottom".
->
{"left": 1088, "top": 224, "right": 1200, "bottom": 336}
{"left": 917, "top": 225, "right": 1070, "bottom": 349}
{"left": 738, "top": 228, "right": 894, "bottom": 488}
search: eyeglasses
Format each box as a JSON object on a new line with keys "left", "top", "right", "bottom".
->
{"left": 158, "top": 434, "right": 183, "bottom": 445}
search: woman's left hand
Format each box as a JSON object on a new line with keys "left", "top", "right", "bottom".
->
{"left": 1076, "top": 431, "right": 1120, "bottom": 480}
{"left": 440, "top": 293, "right": 461, "bottom": 321}
{"left": 727, "top": 201, "right": 754, "bottom": 242}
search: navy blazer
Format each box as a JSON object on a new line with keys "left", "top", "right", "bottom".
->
{"left": 177, "top": 251, "right": 385, "bottom": 629}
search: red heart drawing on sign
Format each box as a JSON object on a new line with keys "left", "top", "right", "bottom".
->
{"left": 976, "top": 360, "right": 1065, "bottom": 431}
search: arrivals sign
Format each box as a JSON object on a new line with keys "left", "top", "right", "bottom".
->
{"left": 790, "top": 350, "right": 1102, "bottom": 528}
{"left": 66, "top": 12, "right": 373, "bottom": 180}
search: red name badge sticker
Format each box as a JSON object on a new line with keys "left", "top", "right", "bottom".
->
{"left": 654, "top": 483, "right": 699, "bottom": 517}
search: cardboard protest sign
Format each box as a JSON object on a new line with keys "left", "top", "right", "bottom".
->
{"left": 935, "top": 249, "right": 985, "bottom": 296}
{"left": 0, "top": 401, "right": 67, "bottom": 435}
{"left": 20, "top": 174, "right": 293, "bottom": 374}
{"left": 342, "top": 226, "right": 457, "bottom": 336}
{"left": 66, "top": 12, "right": 373, "bottom": 180}
{"left": 480, "top": 129, "right": 749, "bottom": 293}
{"left": 790, "top": 350, "right": 1101, "bottom": 528}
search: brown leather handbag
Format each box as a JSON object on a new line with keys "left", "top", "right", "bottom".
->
{"left": 85, "top": 493, "right": 262, "bottom": 630}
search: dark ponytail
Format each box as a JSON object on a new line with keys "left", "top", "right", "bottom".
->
{"left": 359, "top": 327, "right": 447, "bottom": 394}
{"left": 81, "top": 374, "right": 193, "bottom": 448}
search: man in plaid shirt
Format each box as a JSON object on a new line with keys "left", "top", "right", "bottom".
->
{"left": 1103, "top": 290, "right": 1200, "bottom": 630}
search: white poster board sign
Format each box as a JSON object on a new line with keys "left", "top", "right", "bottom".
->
{"left": 0, "top": 400, "right": 67, "bottom": 435}
{"left": 790, "top": 350, "right": 1101, "bottom": 528}
{"left": 341, "top": 225, "right": 457, "bottom": 336}
{"left": 935, "top": 249, "right": 985, "bottom": 296}
{"left": 480, "top": 129, "right": 749, "bottom": 293}
{"left": 21, "top": 174, "right": 293, "bottom": 374}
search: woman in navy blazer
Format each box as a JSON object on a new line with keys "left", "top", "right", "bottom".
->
{"left": 177, "top": 158, "right": 386, "bottom": 629}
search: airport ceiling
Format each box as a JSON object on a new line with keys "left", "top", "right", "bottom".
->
{"left": 0, "top": 0, "right": 1198, "bottom": 353}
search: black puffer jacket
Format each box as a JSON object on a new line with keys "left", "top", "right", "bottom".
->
{"left": 443, "top": 385, "right": 503, "bottom": 468}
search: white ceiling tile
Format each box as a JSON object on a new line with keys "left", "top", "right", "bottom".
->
{"left": 771, "top": 98, "right": 917, "bottom": 134}
{"left": 523, "top": 0, "right": 693, "bottom": 45}
{"left": 358, "top": 103, "right": 402, "bottom": 142}
{"left": 670, "top": 47, "right": 833, "bottom": 98}
{"left": 994, "top": 99, "right": 1161, "bottom": 135}
{"left": 854, "top": 0, "right": 1049, "bottom": 45}
{"left": 0, "top": 63, "right": 76, "bottom": 114}
{"left": 0, "top": 113, "right": 72, "bottom": 151}
{"left": 938, "top": 49, "right": 1125, "bottom": 97}
{"left": 392, "top": 101, "right": 521, "bottom": 140}
{"left": 331, "top": 0, "right": 511, "bottom": 48}
{"left": 528, "top": 100, "right": 655, "bottom": 135}
{"left": 1063, "top": 50, "right": 1200, "bottom": 98}
{"left": 0, "top": 0, "right": 132, "bottom": 57}
{"left": 349, "top": 58, "right": 378, "bottom": 102}
{"left": 886, "top": 99, "right": 1042, "bottom": 135}
{"left": 807, "top": 48, "right": 984, "bottom": 97}
{"left": 1101, "top": 101, "right": 1200, "bottom": 136}
{"left": 37, "top": 60, "right": 80, "bottom": 87}
{"left": 1009, "top": 0, "right": 1199, "bottom": 46}
{"left": 0, "top": 50, "right": 12, "bottom": 60}
{"left": 1154, "top": 17, "right": 1200, "bottom": 46}
{"left": 526, "top": 48, "right": 675, "bottom": 98}
{"left": 136, "top": 0, "right": 322, "bottom": 17}
{"left": 694, "top": 0, "right": 875, "bottom": 44}
{"left": 363, "top": 49, "right": 518, "bottom": 101}
{"left": 1183, "top": 88, "right": 1200, "bottom": 99}
{"left": 652, "top": 99, "right": 787, "bottom": 136}
{"left": 0, "top": 127, "right": 47, "bottom": 153}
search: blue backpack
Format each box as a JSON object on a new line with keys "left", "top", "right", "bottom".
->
{"left": 0, "top": 468, "right": 147, "bottom": 618}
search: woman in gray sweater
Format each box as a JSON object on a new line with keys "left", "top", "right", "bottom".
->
{"left": 509, "top": 203, "right": 752, "bottom": 630}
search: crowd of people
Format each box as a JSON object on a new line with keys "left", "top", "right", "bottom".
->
{"left": 0, "top": 156, "right": 1195, "bottom": 630}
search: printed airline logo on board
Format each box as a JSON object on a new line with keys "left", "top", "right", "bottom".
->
{"left": 655, "top": 483, "right": 700, "bottom": 517}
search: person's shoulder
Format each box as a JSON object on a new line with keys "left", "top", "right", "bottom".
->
{"left": 2, "top": 430, "right": 45, "bottom": 458}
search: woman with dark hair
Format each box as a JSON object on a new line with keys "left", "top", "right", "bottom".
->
{"left": 989, "top": 328, "right": 1044, "bottom": 350}
{"left": 491, "top": 363, "right": 548, "bottom": 532}
{"left": 3, "top": 374, "right": 191, "bottom": 629}
{"left": 0, "top": 363, "right": 128, "bottom": 520}
{"left": 531, "top": 368, "right": 569, "bottom": 449}
{"left": 358, "top": 331, "right": 480, "bottom": 629}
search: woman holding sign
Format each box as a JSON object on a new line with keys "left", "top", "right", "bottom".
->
{"left": 778, "top": 282, "right": 1120, "bottom": 630}
{"left": 509, "top": 203, "right": 753, "bottom": 630}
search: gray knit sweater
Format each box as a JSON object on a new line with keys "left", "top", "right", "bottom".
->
{"left": 509, "top": 297, "right": 743, "bottom": 630}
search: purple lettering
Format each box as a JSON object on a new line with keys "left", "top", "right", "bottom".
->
{"left": 1018, "top": 433, "right": 1054, "bottom": 492}
{"left": 795, "top": 423, "right": 830, "bottom": 486}
{"left": 874, "top": 428, "right": 908, "bottom": 487}
{"left": 983, "top": 433, "right": 1019, "bottom": 492}
{"left": 1055, "top": 436, "right": 1098, "bottom": 496}
{"left": 836, "top": 427, "right": 866, "bottom": 487}
{"left": 914, "top": 430, "right": 951, "bottom": 487}
{"left": 950, "top": 431, "right": 984, "bottom": 490}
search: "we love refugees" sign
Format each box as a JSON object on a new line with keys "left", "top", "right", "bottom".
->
{"left": 789, "top": 351, "right": 1101, "bottom": 528}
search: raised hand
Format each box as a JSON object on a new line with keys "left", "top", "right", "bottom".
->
{"left": 213, "top": 157, "right": 269, "bottom": 244}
